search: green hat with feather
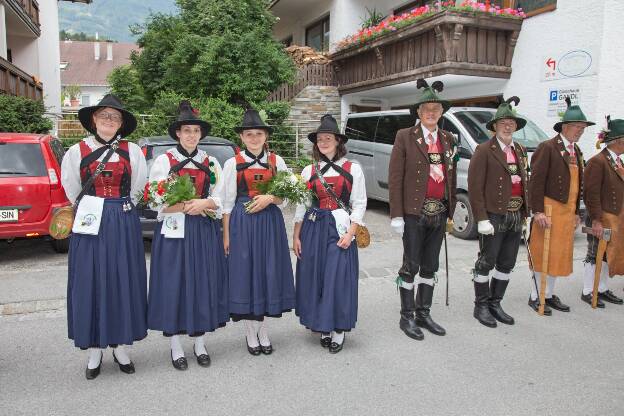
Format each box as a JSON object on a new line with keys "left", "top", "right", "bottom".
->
{"left": 486, "top": 96, "right": 526, "bottom": 132}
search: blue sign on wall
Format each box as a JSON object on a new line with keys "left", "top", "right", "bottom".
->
{"left": 549, "top": 90, "right": 558, "bottom": 101}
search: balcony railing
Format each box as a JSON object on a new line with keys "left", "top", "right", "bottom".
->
{"left": 6, "top": 0, "right": 40, "bottom": 35}
{"left": 268, "top": 64, "right": 334, "bottom": 102}
{"left": 330, "top": 10, "right": 523, "bottom": 94}
{"left": 0, "top": 56, "right": 43, "bottom": 101}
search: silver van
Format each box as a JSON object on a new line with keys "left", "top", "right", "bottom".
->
{"left": 344, "top": 107, "right": 549, "bottom": 239}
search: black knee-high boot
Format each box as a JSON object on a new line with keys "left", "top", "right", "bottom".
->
{"left": 489, "top": 278, "right": 515, "bottom": 325}
{"left": 414, "top": 283, "right": 446, "bottom": 336}
{"left": 473, "top": 280, "right": 497, "bottom": 328}
{"left": 399, "top": 287, "right": 424, "bottom": 340}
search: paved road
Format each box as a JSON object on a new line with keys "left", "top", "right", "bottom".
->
{"left": 1, "top": 201, "right": 623, "bottom": 415}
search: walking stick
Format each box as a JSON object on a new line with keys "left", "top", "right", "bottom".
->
{"left": 521, "top": 219, "right": 540, "bottom": 303}
{"left": 538, "top": 205, "right": 552, "bottom": 315}
{"left": 444, "top": 232, "right": 449, "bottom": 306}
{"left": 581, "top": 226, "right": 612, "bottom": 308}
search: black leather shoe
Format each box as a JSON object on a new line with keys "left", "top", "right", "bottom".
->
{"left": 246, "top": 339, "right": 261, "bottom": 356}
{"left": 545, "top": 295, "right": 570, "bottom": 312}
{"left": 581, "top": 293, "right": 605, "bottom": 308}
{"left": 171, "top": 351, "right": 188, "bottom": 371}
{"left": 113, "top": 351, "right": 135, "bottom": 374}
{"left": 473, "top": 281, "right": 497, "bottom": 328}
{"left": 488, "top": 278, "right": 515, "bottom": 325}
{"left": 329, "top": 338, "right": 344, "bottom": 354}
{"left": 414, "top": 284, "right": 446, "bottom": 336}
{"left": 320, "top": 334, "right": 331, "bottom": 348}
{"left": 599, "top": 290, "right": 623, "bottom": 304}
{"left": 193, "top": 348, "right": 211, "bottom": 367}
{"left": 528, "top": 297, "right": 552, "bottom": 315}
{"left": 259, "top": 343, "right": 273, "bottom": 355}
{"left": 399, "top": 287, "right": 424, "bottom": 340}
{"left": 85, "top": 352, "right": 102, "bottom": 380}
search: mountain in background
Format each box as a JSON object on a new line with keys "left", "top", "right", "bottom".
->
{"left": 58, "top": 0, "right": 177, "bottom": 43}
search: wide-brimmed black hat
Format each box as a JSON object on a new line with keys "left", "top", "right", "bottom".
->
{"left": 234, "top": 109, "right": 274, "bottom": 134}
{"left": 308, "top": 114, "right": 348, "bottom": 143}
{"left": 168, "top": 100, "right": 211, "bottom": 140}
{"left": 78, "top": 94, "right": 137, "bottom": 138}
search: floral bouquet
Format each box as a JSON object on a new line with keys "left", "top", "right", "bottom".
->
{"left": 136, "top": 174, "right": 216, "bottom": 218}
{"left": 245, "top": 171, "right": 313, "bottom": 213}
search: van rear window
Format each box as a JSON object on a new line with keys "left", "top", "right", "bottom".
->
{"left": 345, "top": 117, "right": 377, "bottom": 142}
{"left": 0, "top": 143, "right": 46, "bottom": 177}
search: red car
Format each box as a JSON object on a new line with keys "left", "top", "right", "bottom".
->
{"left": 0, "top": 133, "right": 71, "bottom": 252}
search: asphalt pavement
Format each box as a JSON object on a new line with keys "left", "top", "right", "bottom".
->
{"left": 1, "top": 200, "right": 623, "bottom": 415}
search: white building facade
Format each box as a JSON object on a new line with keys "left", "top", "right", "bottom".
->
{"left": 0, "top": 0, "right": 90, "bottom": 125}
{"left": 271, "top": 0, "right": 624, "bottom": 157}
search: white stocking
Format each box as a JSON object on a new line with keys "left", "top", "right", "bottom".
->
{"left": 88, "top": 348, "right": 103, "bottom": 369}
{"left": 245, "top": 321, "right": 260, "bottom": 348}
{"left": 257, "top": 321, "right": 271, "bottom": 347}
{"left": 331, "top": 331, "right": 345, "bottom": 345}
{"left": 113, "top": 345, "right": 131, "bottom": 365}
{"left": 583, "top": 263, "right": 595, "bottom": 295}
{"left": 194, "top": 335, "right": 207, "bottom": 355}
{"left": 170, "top": 335, "right": 184, "bottom": 360}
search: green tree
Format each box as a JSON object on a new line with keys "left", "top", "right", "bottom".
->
{"left": 108, "top": 0, "right": 297, "bottom": 153}
{"left": 120, "top": 0, "right": 295, "bottom": 105}
{"left": 0, "top": 96, "right": 53, "bottom": 133}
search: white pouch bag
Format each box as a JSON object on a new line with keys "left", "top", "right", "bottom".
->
{"left": 72, "top": 195, "right": 105, "bottom": 235}
{"left": 161, "top": 212, "right": 185, "bottom": 239}
{"left": 331, "top": 208, "right": 352, "bottom": 239}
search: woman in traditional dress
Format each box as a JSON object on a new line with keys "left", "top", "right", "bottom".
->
{"left": 61, "top": 94, "right": 148, "bottom": 379}
{"left": 147, "top": 101, "right": 228, "bottom": 370}
{"left": 293, "top": 114, "right": 367, "bottom": 354}
{"left": 222, "top": 109, "right": 295, "bottom": 356}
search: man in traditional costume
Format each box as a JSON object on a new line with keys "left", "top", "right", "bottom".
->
{"left": 527, "top": 98, "right": 593, "bottom": 314}
{"left": 389, "top": 79, "right": 458, "bottom": 340}
{"left": 581, "top": 117, "right": 624, "bottom": 307}
{"left": 468, "top": 97, "right": 529, "bottom": 328}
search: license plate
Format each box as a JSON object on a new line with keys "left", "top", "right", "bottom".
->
{"left": 0, "top": 209, "right": 18, "bottom": 222}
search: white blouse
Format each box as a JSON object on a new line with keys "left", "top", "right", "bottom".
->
{"left": 294, "top": 158, "right": 367, "bottom": 225}
{"left": 221, "top": 151, "right": 290, "bottom": 214}
{"left": 60, "top": 136, "right": 147, "bottom": 205}
{"left": 149, "top": 147, "right": 224, "bottom": 219}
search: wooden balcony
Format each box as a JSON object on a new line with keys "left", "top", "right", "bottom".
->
{"left": 6, "top": 0, "right": 41, "bottom": 36}
{"left": 268, "top": 64, "right": 334, "bottom": 102}
{"left": 0, "top": 56, "right": 43, "bottom": 101}
{"left": 330, "top": 10, "right": 523, "bottom": 94}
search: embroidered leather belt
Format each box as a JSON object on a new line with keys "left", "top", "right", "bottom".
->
{"left": 507, "top": 196, "right": 524, "bottom": 212}
{"left": 422, "top": 198, "right": 447, "bottom": 216}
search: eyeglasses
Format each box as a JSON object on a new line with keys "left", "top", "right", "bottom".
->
{"left": 96, "top": 112, "right": 122, "bottom": 123}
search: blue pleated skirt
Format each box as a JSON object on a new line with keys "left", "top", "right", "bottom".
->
{"left": 295, "top": 208, "right": 359, "bottom": 333}
{"left": 148, "top": 214, "right": 228, "bottom": 335}
{"left": 227, "top": 197, "right": 295, "bottom": 320}
{"left": 67, "top": 198, "right": 148, "bottom": 349}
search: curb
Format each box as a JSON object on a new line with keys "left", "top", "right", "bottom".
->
{"left": 0, "top": 298, "right": 65, "bottom": 316}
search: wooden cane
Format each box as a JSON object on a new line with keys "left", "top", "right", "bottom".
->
{"left": 592, "top": 239, "right": 608, "bottom": 309}
{"left": 538, "top": 205, "right": 552, "bottom": 315}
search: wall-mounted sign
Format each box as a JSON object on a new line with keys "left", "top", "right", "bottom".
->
{"left": 547, "top": 87, "right": 581, "bottom": 117}
{"left": 541, "top": 49, "right": 597, "bottom": 81}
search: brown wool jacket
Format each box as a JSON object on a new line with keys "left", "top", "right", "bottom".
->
{"left": 529, "top": 135, "right": 584, "bottom": 214}
{"left": 388, "top": 124, "right": 458, "bottom": 219}
{"left": 583, "top": 148, "right": 624, "bottom": 221}
{"left": 468, "top": 136, "right": 530, "bottom": 221}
